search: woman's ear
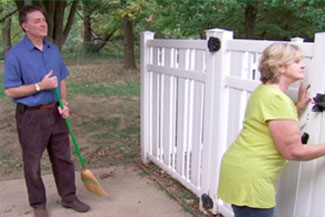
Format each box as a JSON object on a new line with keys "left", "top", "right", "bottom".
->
{"left": 278, "top": 65, "right": 286, "bottom": 74}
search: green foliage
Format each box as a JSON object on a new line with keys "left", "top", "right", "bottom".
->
{"left": 134, "top": 0, "right": 325, "bottom": 41}
{"left": 86, "top": 0, "right": 122, "bottom": 36}
{"left": 2, "top": 0, "right": 325, "bottom": 58}
{"left": 143, "top": 0, "right": 235, "bottom": 39}
{"left": 251, "top": 0, "right": 322, "bottom": 40}
{"left": 0, "top": 0, "right": 22, "bottom": 59}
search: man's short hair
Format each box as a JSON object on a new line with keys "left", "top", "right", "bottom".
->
{"left": 19, "top": 5, "right": 44, "bottom": 26}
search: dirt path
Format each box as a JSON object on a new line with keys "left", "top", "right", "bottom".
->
{"left": 0, "top": 163, "right": 194, "bottom": 217}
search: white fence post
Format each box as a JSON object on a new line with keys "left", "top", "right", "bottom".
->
{"left": 310, "top": 32, "right": 325, "bottom": 217}
{"left": 200, "top": 28, "right": 233, "bottom": 214}
{"left": 141, "top": 31, "right": 155, "bottom": 164}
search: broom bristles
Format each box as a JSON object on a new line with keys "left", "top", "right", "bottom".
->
{"left": 81, "top": 168, "right": 108, "bottom": 198}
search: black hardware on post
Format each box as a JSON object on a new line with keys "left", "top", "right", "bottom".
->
{"left": 312, "top": 93, "right": 325, "bottom": 112}
{"left": 301, "top": 132, "right": 309, "bottom": 144}
{"left": 208, "top": 37, "right": 221, "bottom": 52}
{"left": 201, "top": 193, "right": 213, "bottom": 210}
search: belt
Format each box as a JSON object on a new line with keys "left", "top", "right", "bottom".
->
{"left": 37, "top": 103, "right": 57, "bottom": 109}
{"left": 17, "top": 103, "right": 58, "bottom": 112}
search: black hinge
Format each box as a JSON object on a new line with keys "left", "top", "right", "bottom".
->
{"left": 301, "top": 132, "right": 309, "bottom": 144}
{"left": 208, "top": 37, "right": 221, "bottom": 52}
{"left": 201, "top": 193, "right": 213, "bottom": 209}
{"left": 312, "top": 93, "right": 325, "bottom": 112}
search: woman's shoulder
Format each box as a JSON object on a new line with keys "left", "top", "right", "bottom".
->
{"left": 254, "top": 84, "right": 288, "bottom": 100}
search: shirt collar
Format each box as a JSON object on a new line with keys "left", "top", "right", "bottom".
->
{"left": 23, "top": 35, "right": 51, "bottom": 51}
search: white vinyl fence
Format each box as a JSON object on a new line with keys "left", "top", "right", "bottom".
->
{"left": 140, "top": 28, "right": 325, "bottom": 217}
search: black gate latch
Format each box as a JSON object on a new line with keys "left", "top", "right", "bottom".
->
{"left": 312, "top": 93, "right": 325, "bottom": 112}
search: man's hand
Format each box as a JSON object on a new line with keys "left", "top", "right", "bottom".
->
{"left": 58, "top": 101, "right": 69, "bottom": 119}
{"left": 39, "top": 70, "right": 58, "bottom": 90}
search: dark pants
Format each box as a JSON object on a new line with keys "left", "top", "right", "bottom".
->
{"left": 232, "top": 205, "right": 274, "bottom": 217}
{"left": 16, "top": 104, "right": 77, "bottom": 208}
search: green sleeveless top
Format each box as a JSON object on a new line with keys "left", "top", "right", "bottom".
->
{"left": 218, "top": 85, "right": 298, "bottom": 208}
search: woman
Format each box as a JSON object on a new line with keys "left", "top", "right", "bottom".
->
{"left": 217, "top": 43, "right": 325, "bottom": 217}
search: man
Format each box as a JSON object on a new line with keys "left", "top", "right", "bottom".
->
{"left": 3, "top": 5, "right": 89, "bottom": 217}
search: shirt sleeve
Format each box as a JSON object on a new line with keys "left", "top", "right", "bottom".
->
{"left": 261, "top": 93, "right": 298, "bottom": 122}
{"left": 3, "top": 54, "right": 23, "bottom": 88}
{"left": 59, "top": 56, "right": 70, "bottom": 81}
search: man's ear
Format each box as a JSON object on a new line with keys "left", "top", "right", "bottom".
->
{"left": 21, "top": 23, "right": 27, "bottom": 32}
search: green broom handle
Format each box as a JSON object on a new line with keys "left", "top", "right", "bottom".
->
{"left": 54, "top": 88, "right": 86, "bottom": 169}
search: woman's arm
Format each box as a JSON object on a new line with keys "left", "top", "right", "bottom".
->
{"left": 269, "top": 120, "right": 325, "bottom": 161}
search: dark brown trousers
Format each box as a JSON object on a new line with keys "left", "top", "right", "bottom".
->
{"left": 15, "top": 104, "right": 77, "bottom": 208}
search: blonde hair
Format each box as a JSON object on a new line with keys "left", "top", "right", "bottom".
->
{"left": 258, "top": 43, "right": 304, "bottom": 84}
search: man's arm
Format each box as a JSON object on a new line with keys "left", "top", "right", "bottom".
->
{"left": 60, "top": 79, "right": 67, "bottom": 103}
{"left": 58, "top": 79, "right": 70, "bottom": 119}
{"left": 5, "top": 83, "right": 39, "bottom": 98}
{"left": 4, "top": 70, "right": 58, "bottom": 98}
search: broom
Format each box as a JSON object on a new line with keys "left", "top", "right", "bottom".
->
{"left": 54, "top": 88, "right": 108, "bottom": 198}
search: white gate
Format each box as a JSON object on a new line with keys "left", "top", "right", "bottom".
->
{"left": 140, "top": 28, "right": 325, "bottom": 217}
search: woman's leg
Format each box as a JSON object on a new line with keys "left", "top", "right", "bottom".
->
{"left": 232, "top": 204, "right": 274, "bottom": 217}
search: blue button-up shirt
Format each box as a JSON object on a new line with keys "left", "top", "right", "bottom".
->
{"left": 4, "top": 36, "right": 69, "bottom": 106}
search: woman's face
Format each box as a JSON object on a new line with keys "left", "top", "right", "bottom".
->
{"left": 282, "top": 58, "right": 306, "bottom": 82}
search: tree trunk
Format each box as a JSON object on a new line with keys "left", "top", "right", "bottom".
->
{"left": 82, "top": 1, "right": 93, "bottom": 53}
{"left": 62, "top": 0, "right": 78, "bottom": 44}
{"left": 1, "top": 18, "right": 12, "bottom": 53}
{"left": 76, "top": 6, "right": 118, "bottom": 54}
{"left": 41, "top": 1, "right": 55, "bottom": 40}
{"left": 91, "top": 31, "right": 115, "bottom": 53}
{"left": 123, "top": 15, "right": 137, "bottom": 70}
{"left": 244, "top": 2, "right": 258, "bottom": 39}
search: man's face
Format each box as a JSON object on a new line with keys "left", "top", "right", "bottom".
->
{"left": 21, "top": 10, "right": 48, "bottom": 39}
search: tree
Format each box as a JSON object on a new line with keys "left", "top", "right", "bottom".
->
{"left": 254, "top": 0, "right": 322, "bottom": 41}
{"left": 123, "top": 14, "right": 136, "bottom": 70}
{"left": 147, "top": 0, "right": 325, "bottom": 41}
{"left": 148, "top": 0, "right": 237, "bottom": 39}
{"left": 80, "top": 0, "right": 119, "bottom": 54}
{"left": 120, "top": 0, "right": 136, "bottom": 70}
{"left": 1, "top": 18, "right": 12, "bottom": 53}
{"left": 0, "top": 1, "right": 17, "bottom": 53}
{"left": 244, "top": 1, "right": 258, "bottom": 38}
{"left": 82, "top": 0, "right": 92, "bottom": 52}
{"left": 110, "top": 0, "right": 155, "bottom": 70}
{"left": 15, "top": 0, "right": 79, "bottom": 50}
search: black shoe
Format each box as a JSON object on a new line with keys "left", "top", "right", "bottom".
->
{"left": 62, "top": 198, "right": 90, "bottom": 213}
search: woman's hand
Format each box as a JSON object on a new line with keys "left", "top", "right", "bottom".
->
{"left": 58, "top": 101, "right": 69, "bottom": 119}
{"left": 295, "top": 82, "right": 311, "bottom": 114}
